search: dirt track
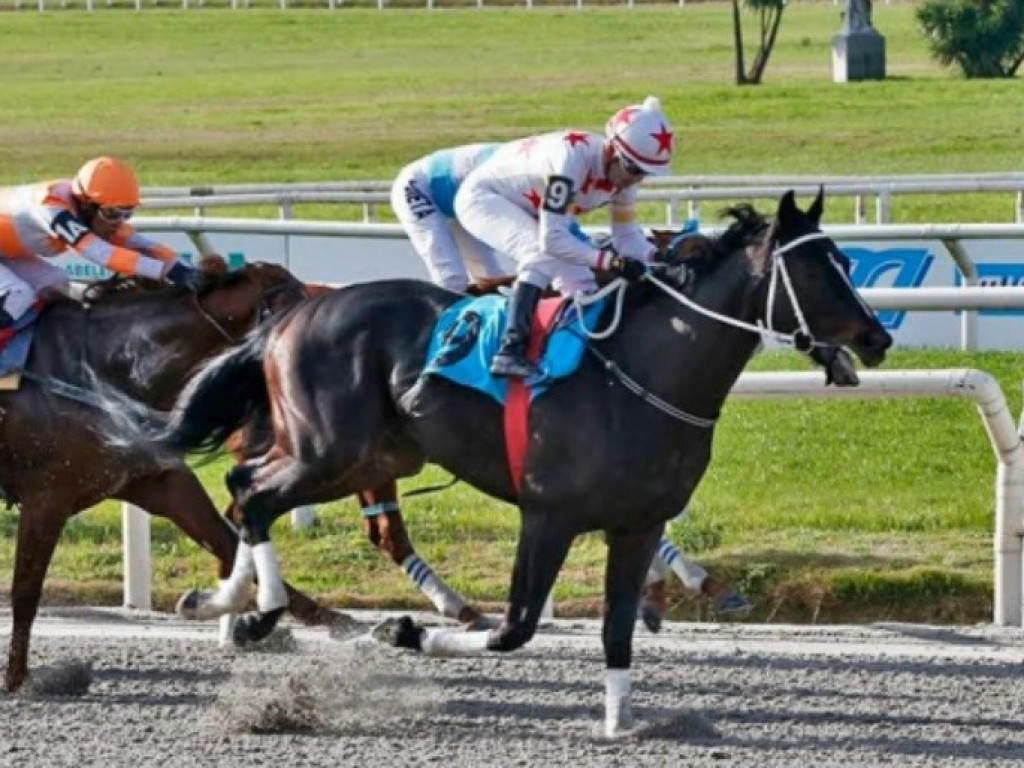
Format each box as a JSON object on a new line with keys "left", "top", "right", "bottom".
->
{"left": 2, "top": 608, "right": 1024, "bottom": 767}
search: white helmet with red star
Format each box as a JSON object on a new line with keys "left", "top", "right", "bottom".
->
{"left": 605, "top": 96, "right": 674, "bottom": 176}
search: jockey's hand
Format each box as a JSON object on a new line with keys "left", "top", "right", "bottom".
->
{"left": 166, "top": 262, "right": 202, "bottom": 291}
{"left": 607, "top": 255, "right": 647, "bottom": 282}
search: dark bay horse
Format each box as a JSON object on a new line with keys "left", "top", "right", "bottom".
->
{"left": 98, "top": 191, "right": 892, "bottom": 735}
{"left": 0, "top": 261, "right": 343, "bottom": 692}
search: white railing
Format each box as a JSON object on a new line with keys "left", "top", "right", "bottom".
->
{"left": 135, "top": 173, "right": 1024, "bottom": 225}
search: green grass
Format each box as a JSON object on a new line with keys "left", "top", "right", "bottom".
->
{"left": 0, "top": 4, "right": 1022, "bottom": 621}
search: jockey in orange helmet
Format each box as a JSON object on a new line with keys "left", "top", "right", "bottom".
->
{"left": 0, "top": 156, "right": 200, "bottom": 329}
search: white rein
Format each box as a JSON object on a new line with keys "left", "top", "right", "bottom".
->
{"left": 574, "top": 231, "right": 832, "bottom": 351}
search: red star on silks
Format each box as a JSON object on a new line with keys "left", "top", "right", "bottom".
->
{"left": 564, "top": 131, "right": 590, "bottom": 148}
{"left": 524, "top": 188, "right": 542, "bottom": 210}
{"left": 613, "top": 107, "right": 639, "bottom": 129}
{"left": 595, "top": 178, "right": 616, "bottom": 193}
{"left": 651, "top": 123, "right": 674, "bottom": 155}
{"left": 581, "top": 171, "right": 595, "bottom": 194}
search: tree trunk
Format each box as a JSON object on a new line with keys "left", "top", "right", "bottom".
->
{"left": 732, "top": 0, "right": 750, "bottom": 85}
{"left": 747, "top": 3, "right": 786, "bottom": 84}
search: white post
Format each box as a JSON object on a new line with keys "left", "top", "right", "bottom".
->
{"left": 122, "top": 503, "right": 152, "bottom": 611}
{"left": 291, "top": 505, "right": 317, "bottom": 529}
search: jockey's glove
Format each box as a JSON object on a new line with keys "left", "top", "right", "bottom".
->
{"left": 607, "top": 255, "right": 647, "bottom": 282}
{"left": 166, "top": 262, "right": 202, "bottom": 291}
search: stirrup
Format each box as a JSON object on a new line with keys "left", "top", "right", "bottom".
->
{"left": 490, "top": 353, "right": 538, "bottom": 379}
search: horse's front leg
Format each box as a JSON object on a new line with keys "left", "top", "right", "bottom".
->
{"left": 378, "top": 511, "right": 574, "bottom": 656}
{"left": 603, "top": 525, "right": 663, "bottom": 738}
{"left": 227, "top": 458, "right": 293, "bottom": 644}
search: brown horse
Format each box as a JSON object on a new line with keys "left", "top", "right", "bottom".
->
{"left": 0, "top": 260, "right": 342, "bottom": 692}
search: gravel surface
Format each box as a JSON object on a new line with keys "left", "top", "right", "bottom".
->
{"left": 2, "top": 608, "right": 1024, "bottom": 767}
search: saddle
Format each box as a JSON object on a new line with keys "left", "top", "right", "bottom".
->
{"left": 0, "top": 303, "right": 42, "bottom": 391}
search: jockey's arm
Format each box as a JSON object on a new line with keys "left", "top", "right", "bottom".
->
{"left": 49, "top": 210, "right": 173, "bottom": 279}
{"left": 538, "top": 175, "right": 611, "bottom": 270}
{"left": 609, "top": 187, "right": 657, "bottom": 262}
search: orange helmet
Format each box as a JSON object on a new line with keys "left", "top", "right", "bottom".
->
{"left": 71, "top": 156, "right": 141, "bottom": 208}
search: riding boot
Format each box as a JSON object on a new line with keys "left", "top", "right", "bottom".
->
{"left": 490, "top": 281, "right": 543, "bottom": 378}
{"left": 0, "top": 308, "right": 15, "bottom": 331}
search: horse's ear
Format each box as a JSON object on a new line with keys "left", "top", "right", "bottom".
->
{"left": 777, "top": 190, "right": 798, "bottom": 227}
{"left": 197, "top": 253, "right": 229, "bottom": 277}
{"left": 807, "top": 186, "right": 824, "bottom": 226}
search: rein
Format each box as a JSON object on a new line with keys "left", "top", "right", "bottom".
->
{"left": 562, "top": 231, "right": 834, "bottom": 430}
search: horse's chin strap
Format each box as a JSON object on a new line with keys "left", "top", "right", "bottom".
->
{"left": 645, "top": 230, "right": 831, "bottom": 354}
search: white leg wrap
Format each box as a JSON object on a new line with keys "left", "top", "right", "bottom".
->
{"left": 658, "top": 536, "right": 707, "bottom": 591}
{"left": 252, "top": 541, "right": 288, "bottom": 613}
{"left": 604, "top": 668, "right": 634, "bottom": 738}
{"left": 645, "top": 555, "right": 670, "bottom": 586}
{"left": 420, "top": 628, "right": 492, "bottom": 657}
{"left": 401, "top": 554, "right": 468, "bottom": 620}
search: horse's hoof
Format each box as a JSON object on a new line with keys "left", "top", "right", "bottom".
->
{"left": 713, "top": 590, "right": 752, "bottom": 615}
{"left": 370, "top": 616, "right": 424, "bottom": 651}
{"left": 232, "top": 608, "right": 285, "bottom": 645}
{"left": 639, "top": 604, "right": 663, "bottom": 634}
{"left": 176, "top": 588, "right": 214, "bottom": 620}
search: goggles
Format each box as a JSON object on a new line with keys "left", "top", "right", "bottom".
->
{"left": 617, "top": 154, "right": 648, "bottom": 178}
{"left": 96, "top": 205, "right": 135, "bottom": 222}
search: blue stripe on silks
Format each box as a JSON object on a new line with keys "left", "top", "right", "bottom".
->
{"left": 426, "top": 144, "right": 499, "bottom": 218}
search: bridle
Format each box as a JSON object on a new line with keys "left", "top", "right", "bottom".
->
{"left": 190, "top": 273, "right": 305, "bottom": 344}
{"left": 568, "top": 226, "right": 842, "bottom": 429}
{"left": 645, "top": 229, "right": 836, "bottom": 353}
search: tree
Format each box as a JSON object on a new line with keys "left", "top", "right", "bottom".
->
{"left": 916, "top": 0, "right": 1024, "bottom": 78}
{"left": 732, "top": 0, "right": 788, "bottom": 86}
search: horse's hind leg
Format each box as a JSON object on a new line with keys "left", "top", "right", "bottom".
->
{"left": 5, "top": 502, "right": 68, "bottom": 692}
{"left": 602, "top": 525, "right": 662, "bottom": 737}
{"left": 359, "top": 483, "right": 491, "bottom": 629}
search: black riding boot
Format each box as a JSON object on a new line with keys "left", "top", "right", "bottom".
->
{"left": 490, "top": 281, "right": 543, "bottom": 379}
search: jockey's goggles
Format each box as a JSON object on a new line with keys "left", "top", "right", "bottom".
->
{"left": 617, "top": 154, "right": 649, "bottom": 178}
{"left": 97, "top": 205, "right": 135, "bottom": 222}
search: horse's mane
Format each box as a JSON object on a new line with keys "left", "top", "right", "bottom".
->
{"left": 690, "top": 204, "right": 770, "bottom": 279}
{"left": 81, "top": 269, "right": 249, "bottom": 304}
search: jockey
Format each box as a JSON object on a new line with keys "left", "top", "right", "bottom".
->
{"left": 455, "top": 95, "right": 673, "bottom": 378}
{"left": 0, "top": 156, "right": 201, "bottom": 329}
{"left": 390, "top": 142, "right": 508, "bottom": 293}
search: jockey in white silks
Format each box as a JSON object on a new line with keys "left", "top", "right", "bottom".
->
{"left": 391, "top": 142, "right": 509, "bottom": 293}
{"left": 455, "top": 95, "right": 671, "bottom": 379}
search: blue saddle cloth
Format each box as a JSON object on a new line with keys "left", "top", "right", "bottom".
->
{"left": 0, "top": 307, "right": 38, "bottom": 378}
{"left": 422, "top": 294, "right": 607, "bottom": 405}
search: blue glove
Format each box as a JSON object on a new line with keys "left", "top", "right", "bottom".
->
{"left": 166, "top": 262, "right": 202, "bottom": 291}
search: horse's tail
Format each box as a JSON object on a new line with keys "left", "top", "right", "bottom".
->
{"left": 163, "top": 324, "right": 272, "bottom": 454}
{"left": 95, "top": 325, "right": 272, "bottom": 456}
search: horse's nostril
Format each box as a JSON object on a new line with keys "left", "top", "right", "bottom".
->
{"left": 857, "top": 327, "right": 893, "bottom": 352}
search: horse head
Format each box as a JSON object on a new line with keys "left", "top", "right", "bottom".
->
{"left": 194, "top": 260, "right": 309, "bottom": 339}
{"left": 754, "top": 189, "right": 892, "bottom": 367}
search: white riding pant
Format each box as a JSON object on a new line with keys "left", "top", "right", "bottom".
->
{"left": 454, "top": 188, "right": 596, "bottom": 295}
{"left": 0, "top": 255, "right": 70, "bottom": 320}
{"left": 391, "top": 164, "right": 508, "bottom": 292}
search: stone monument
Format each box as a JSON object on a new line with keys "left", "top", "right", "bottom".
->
{"left": 832, "top": 0, "right": 886, "bottom": 82}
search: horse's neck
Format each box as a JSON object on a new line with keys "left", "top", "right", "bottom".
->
{"left": 612, "top": 255, "right": 763, "bottom": 419}
{"left": 48, "top": 298, "right": 221, "bottom": 408}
